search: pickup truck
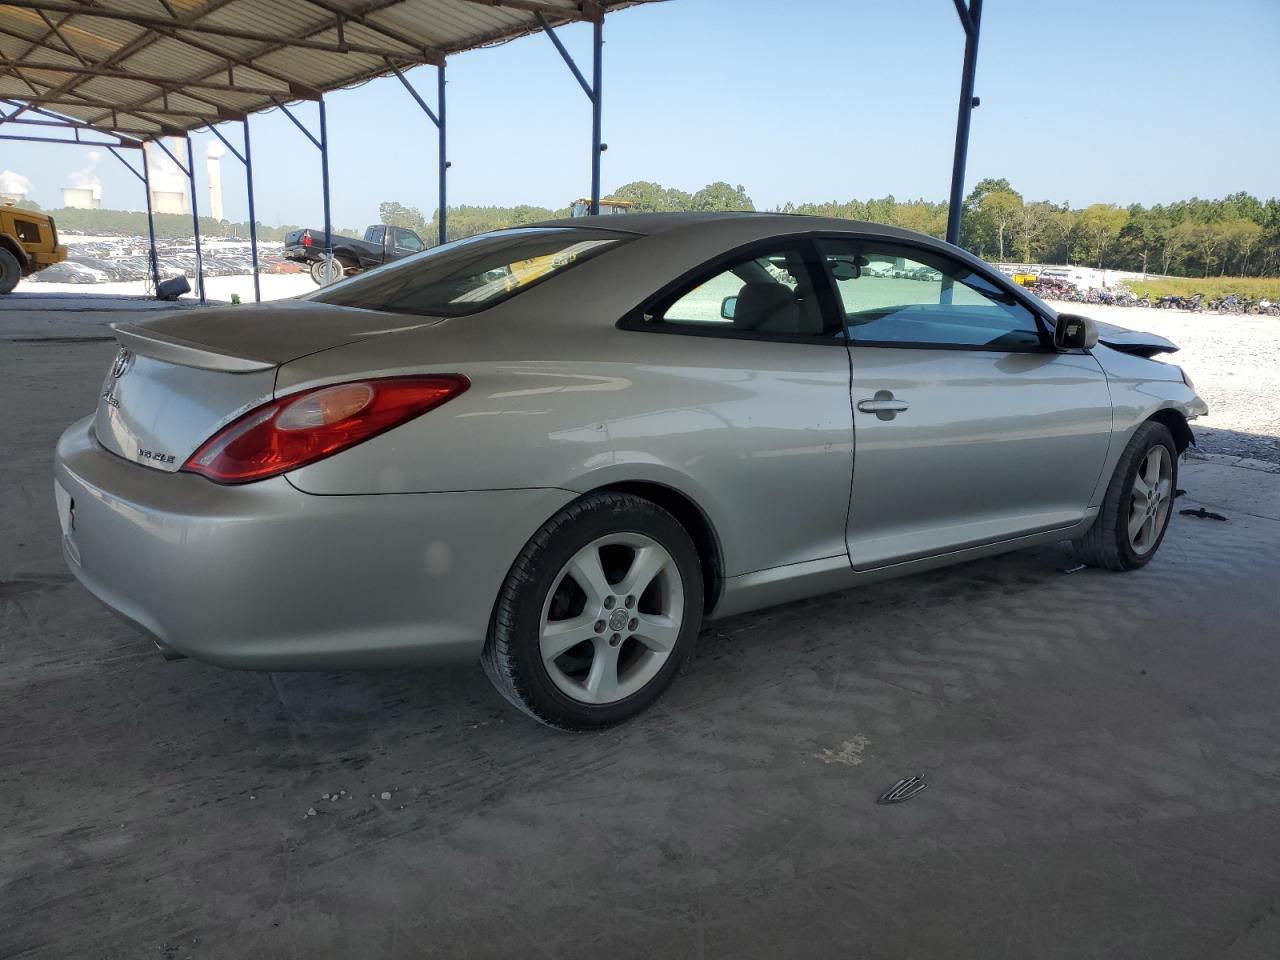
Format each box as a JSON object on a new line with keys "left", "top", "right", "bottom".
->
{"left": 284, "top": 223, "right": 426, "bottom": 284}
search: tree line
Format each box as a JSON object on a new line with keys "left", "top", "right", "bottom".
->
{"left": 944, "top": 179, "right": 1280, "bottom": 278}
{"left": 381, "top": 180, "right": 1280, "bottom": 279}
{"left": 18, "top": 177, "right": 1278, "bottom": 278}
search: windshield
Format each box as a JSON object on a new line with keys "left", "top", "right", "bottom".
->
{"left": 306, "top": 227, "right": 631, "bottom": 317}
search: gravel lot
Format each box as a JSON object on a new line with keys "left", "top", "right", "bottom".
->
{"left": 1047, "top": 302, "right": 1280, "bottom": 466}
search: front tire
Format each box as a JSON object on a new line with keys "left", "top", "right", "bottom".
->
{"left": 482, "top": 492, "right": 703, "bottom": 730}
{"left": 1073, "top": 421, "right": 1178, "bottom": 571}
{"left": 0, "top": 247, "right": 22, "bottom": 294}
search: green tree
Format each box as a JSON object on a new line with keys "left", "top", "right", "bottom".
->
{"left": 1014, "top": 201, "right": 1052, "bottom": 263}
{"left": 1161, "top": 220, "right": 1196, "bottom": 275}
{"left": 959, "top": 177, "right": 1021, "bottom": 254}
{"left": 1221, "top": 218, "right": 1264, "bottom": 275}
{"left": 1190, "top": 221, "right": 1224, "bottom": 277}
{"left": 1118, "top": 206, "right": 1163, "bottom": 275}
{"left": 977, "top": 190, "right": 1023, "bottom": 261}
{"left": 690, "top": 182, "right": 754, "bottom": 212}
{"left": 1044, "top": 208, "right": 1077, "bottom": 264}
{"left": 378, "top": 201, "right": 428, "bottom": 232}
{"left": 610, "top": 180, "right": 691, "bottom": 212}
{"left": 1077, "top": 203, "right": 1129, "bottom": 268}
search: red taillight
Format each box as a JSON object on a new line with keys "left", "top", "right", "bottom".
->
{"left": 182, "top": 375, "right": 469, "bottom": 484}
{"left": 302, "top": 230, "right": 312, "bottom": 247}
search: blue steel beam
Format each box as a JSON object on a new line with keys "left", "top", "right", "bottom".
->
{"left": 140, "top": 146, "right": 161, "bottom": 293}
{"left": 318, "top": 97, "right": 332, "bottom": 268}
{"left": 207, "top": 119, "right": 262, "bottom": 301}
{"left": 184, "top": 135, "right": 206, "bottom": 303}
{"left": 388, "top": 59, "right": 448, "bottom": 245}
{"left": 243, "top": 119, "right": 261, "bottom": 302}
{"left": 533, "top": 11, "right": 604, "bottom": 215}
{"left": 438, "top": 65, "right": 447, "bottom": 245}
{"left": 275, "top": 99, "right": 333, "bottom": 275}
{"left": 107, "top": 144, "right": 161, "bottom": 294}
{"left": 946, "top": 0, "right": 983, "bottom": 246}
{"left": 590, "top": 17, "right": 602, "bottom": 215}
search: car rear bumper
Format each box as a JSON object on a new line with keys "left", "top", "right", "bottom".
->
{"left": 54, "top": 416, "right": 574, "bottom": 669}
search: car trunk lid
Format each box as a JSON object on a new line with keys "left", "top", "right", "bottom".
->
{"left": 95, "top": 301, "right": 442, "bottom": 473}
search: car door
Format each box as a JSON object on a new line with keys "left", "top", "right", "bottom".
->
{"left": 622, "top": 241, "right": 854, "bottom": 576}
{"left": 816, "top": 238, "right": 1114, "bottom": 570}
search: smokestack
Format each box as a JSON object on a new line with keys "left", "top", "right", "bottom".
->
{"left": 206, "top": 140, "right": 225, "bottom": 221}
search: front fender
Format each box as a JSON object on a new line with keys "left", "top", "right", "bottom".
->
{"left": 1088, "top": 346, "right": 1207, "bottom": 505}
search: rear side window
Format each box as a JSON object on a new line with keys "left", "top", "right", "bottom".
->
{"left": 309, "top": 227, "right": 630, "bottom": 317}
{"left": 647, "top": 247, "right": 839, "bottom": 340}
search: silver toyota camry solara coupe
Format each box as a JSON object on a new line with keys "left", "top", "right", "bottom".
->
{"left": 55, "top": 213, "right": 1207, "bottom": 729}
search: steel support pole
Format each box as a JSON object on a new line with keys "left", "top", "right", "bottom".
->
{"left": 185, "top": 135, "right": 206, "bottom": 303}
{"left": 438, "top": 64, "right": 447, "bottom": 246}
{"left": 243, "top": 118, "right": 261, "bottom": 302}
{"left": 141, "top": 145, "right": 160, "bottom": 294}
{"left": 945, "top": 0, "right": 982, "bottom": 247}
{"left": 590, "top": 17, "right": 602, "bottom": 215}
{"left": 318, "top": 97, "right": 333, "bottom": 267}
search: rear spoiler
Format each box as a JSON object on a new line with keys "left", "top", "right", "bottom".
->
{"left": 111, "top": 322, "right": 274, "bottom": 373}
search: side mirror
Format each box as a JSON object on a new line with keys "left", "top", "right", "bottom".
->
{"left": 720, "top": 295, "right": 737, "bottom": 320}
{"left": 1053, "top": 313, "right": 1098, "bottom": 350}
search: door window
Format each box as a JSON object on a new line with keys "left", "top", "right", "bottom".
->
{"left": 652, "top": 247, "right": 837, "bottom": 339}
{"left": 819, "top": 240, "right": 1044, "bottom": 350}
{"left": 393, "top": 228, "right": 423, "bottom": 253}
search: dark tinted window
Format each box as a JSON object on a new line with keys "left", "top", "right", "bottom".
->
{"left": 820, "top": 240, "right": 1043, "bottom": 349}
{"left": 366, "top": 226, "right": 385, "bottom": 244}
{"left": 309, "top": 227, "right": 630, "bottom": 317}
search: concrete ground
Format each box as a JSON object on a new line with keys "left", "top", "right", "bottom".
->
{"left": 3, "top": 299, "right": 1280, "bottom": 960}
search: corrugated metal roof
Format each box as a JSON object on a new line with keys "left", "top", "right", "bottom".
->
{"left": 0, "top": 0, "right": 657, "bottom": 141}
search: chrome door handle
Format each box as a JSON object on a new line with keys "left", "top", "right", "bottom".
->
{"left": 857, "top": 398, "right": 909, "bottom": 414}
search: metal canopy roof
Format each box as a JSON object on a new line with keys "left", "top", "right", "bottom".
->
{"left": 0, "top": 0, "right": 651, "bottom": 142}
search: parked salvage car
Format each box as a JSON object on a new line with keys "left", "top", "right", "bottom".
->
{"left": 55, "top": 214, "right": 1206, "bottom": 729}
{"left": 28, "top": 260, "right": 106, "bottom": 284}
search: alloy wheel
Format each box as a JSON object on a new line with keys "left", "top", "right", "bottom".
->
{"left": 539, "top": 533, "right": 684, "bottom": 705}
{"left": 1128, "top": 445, "right": 1173, "bottom": 555}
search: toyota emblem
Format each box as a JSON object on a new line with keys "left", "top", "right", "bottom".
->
{"left": 111, "top": 348, "right": 133, "bottom": 379}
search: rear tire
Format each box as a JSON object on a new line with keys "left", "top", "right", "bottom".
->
{"left": 482, "top": 492, "right": 703, "bottom": 730}
{"left": 0, "top": 247, "right": 22, "bottom": 294}
{"left": 1073, "top": 421, "right": 1178, "bottom": 571}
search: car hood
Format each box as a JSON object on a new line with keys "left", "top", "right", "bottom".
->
{"left": 1093, "top": 320, "right": 1179, "bottom": 358}
{"left": 112, "top": 300, "right": 443, "bottom": 369}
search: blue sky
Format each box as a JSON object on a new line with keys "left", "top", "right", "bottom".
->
{"left": 3, "top": 0, "right": 1277, "bottom": 228}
